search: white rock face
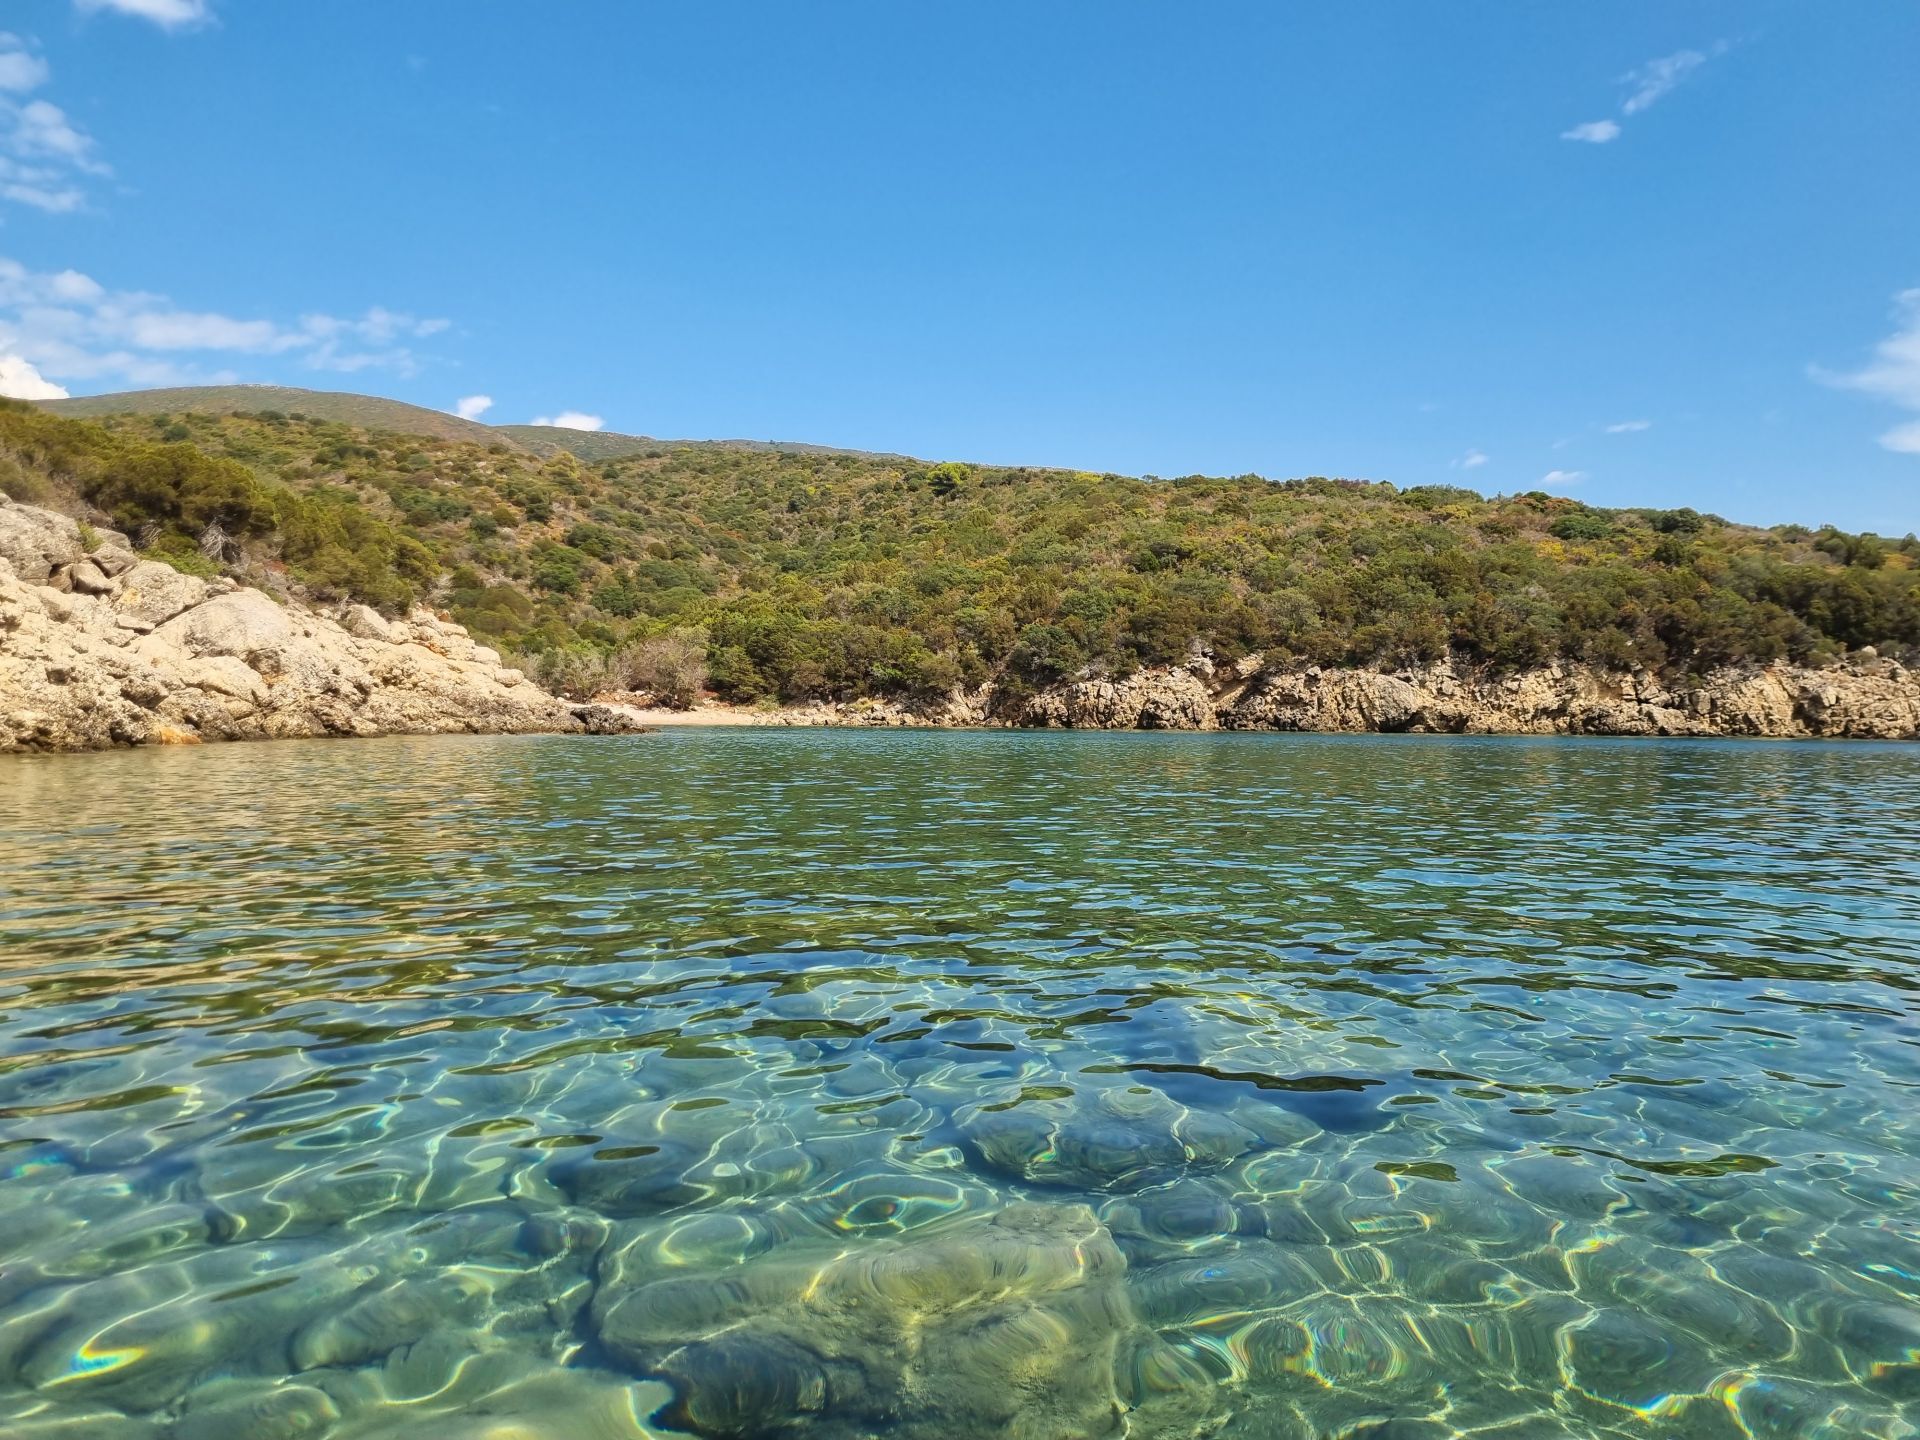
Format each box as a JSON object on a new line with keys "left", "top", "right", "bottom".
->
{"left": 1013, "top": 654, "right": 1920, "bottom": 739}
{"left": 729, "top": 652, "right": 1919, "bottom": 740}
{"left": 0, "top": 495, "right": 646, "bottom": 753}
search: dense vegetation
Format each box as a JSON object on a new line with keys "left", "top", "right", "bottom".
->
{"left": 5, "top": 397, "right": 1916, "bottom": 706}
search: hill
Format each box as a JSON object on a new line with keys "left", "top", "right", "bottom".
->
{"left": 2, "top": 397, "right": 1915, "bottom": 711}
{"left": 494, "top": 423, "right": 911, "bottom": 465}
{"left": 41, "top": 386, "right": 522, "bottom": 451}
{"left": 38, "top": 386, "right": 912, "bottom": 467}
{"left": 491, "top": 425, "right": 661, "bottom": 462}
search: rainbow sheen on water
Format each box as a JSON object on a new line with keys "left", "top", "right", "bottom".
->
{"left": 2, "top": 729, "right": 1918, "bottom": 1439}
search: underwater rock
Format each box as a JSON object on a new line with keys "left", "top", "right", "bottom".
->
{"left": 600, "top": 1212, "right": 782, "bottom": 1276}
{"left": 1557, "top": 1308, "right": 1721, "bottom": 1419}
{"left": 550, "top": 1144, "right": 707, "bottom": 1218}
{"left": 520, "top": 1209, "right": 612, "bottom": 1260}
{"left": 169, "top": 1380, "right": 339, "bottom": 1440}
{"left": 591, "top": 1201, "right": 1222, "bottom": 1440}
{"left": 1101, "top": 1179, "right": 1243, "bottom": 1258}
{"left": 0, "top": 1402, "right": 159, "bottom": 1438}
{"left": 1835, "top": 1301, "right": 1920, "bottom": 1399}
{"left": 1128, "top": 1249, "right": 1319, "bottom": 1330}
{"left": 8, "top": 1248, "right": 348, "bottom": 1411}
{"left": 955, "top": 1088, "right": 1258, "bottom": 1191}
{"left": 289, "top": 1273, "right": 490, "bottom": 1371}
{"left": 653, "top": 1332, "right": 829, "bottom": 1438}
{"left": 345, "top": 1365, "right": 675, "bottom": 1440}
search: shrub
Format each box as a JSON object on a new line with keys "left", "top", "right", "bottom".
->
{"left": 1549, "top": 511, "right": 1613, "bottom": 542}
{"left": 615, "top": 632, "right": 708, "bottom": 707}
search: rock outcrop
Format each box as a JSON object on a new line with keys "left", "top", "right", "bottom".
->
{"left": 739, "top": 651, "right": 1920, "bottom": 739}
{"left": 0, "top": 495, "right": 645, "bottom": 752}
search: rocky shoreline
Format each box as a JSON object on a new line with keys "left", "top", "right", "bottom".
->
{"left": 9, "top": 490, "right": 1914, "bottom": 753}
{"left": 1, "top": 496, "right": 646, "bottom": 754}
{"left": 627, "top": 648, "right": 1920, "bottom": 740}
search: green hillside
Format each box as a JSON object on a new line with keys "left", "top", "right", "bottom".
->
{"left": 38, "top": 386, "right": 912, "bottom": 468}
{"left": 491, "top": 425, "right": 661, "bottom": 462}
{"left": 3, "top": 397, "right": 1915, "bottom": 709}
{"left": 494, "top": 423, "right": 912, "bottom": 465}
{"left": 41, "top": 386, "right": 520, "bottom": 451}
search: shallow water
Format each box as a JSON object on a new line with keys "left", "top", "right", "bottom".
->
{"left": 2, "top": 730, "right": 1918, "bottom": 1439}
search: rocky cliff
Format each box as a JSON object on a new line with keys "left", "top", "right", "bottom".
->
{"left": 682, "top": 649, "right": 1920, "bottom": 739}
{"left": 0, "top": 495, "right": 643, "bottom": 753}
{"left": 1023, "top": 649, "right": 1920, "bottom": 738}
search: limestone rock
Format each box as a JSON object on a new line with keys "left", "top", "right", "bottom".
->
{"left": 0, "top": 498, "right": 85, "bottom": 585}
{"left": 113, "top": 561, "right": 210, "bottom": 629}
{"left": 336, "top": 602, "right": 396, "bottom": 643}
{"left": 65, "top": 557, "right": 118, "bottom": 596}
{"left": 0, "top": 500, "right": 617, "bottom": 753}
{"left": 1026, "top": 667, "right": 1217, "bottom": 730}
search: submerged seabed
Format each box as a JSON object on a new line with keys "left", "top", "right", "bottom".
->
{"left": 1, "top": 730, "right": 1918, "bottom": 1439}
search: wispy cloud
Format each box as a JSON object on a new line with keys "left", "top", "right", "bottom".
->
{"left": 1449, "top": 449, "right": 1489, "bottom": 470}
{"left": 1621, "top": 50, "right": 1710, "bottom": 115}
{"left": 454, "top": 394, "right": 493, "bottom": 421}
{"left": 532, "top": 410, "right": 604, "bottom": 432}
{"left": 1604, "top": 419, "right": 1652, "bottom": 434}
{"left": 1538, "top": 469, "right": 1587, "bottom": 489}
{"left": 74, "top": 0, "right": 211, "bottom": 30}
{"left": 0, "top": 34, "right": 107, "bottom": 213}
{"left": 1561, "top": 120, "right": 1621, "bottom": 145}
{"left": 1562, "top": 43, "right": 1725, "bottom": 145}
{"left": 1816, "top": 288, "right": 1920, "bottom": 454}
{"left": 0, "top": 255, "right": 449, "bottom": 391}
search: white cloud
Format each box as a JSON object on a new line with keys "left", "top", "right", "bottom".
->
{"left": 0, "top": 36, "right": 108, "bottom": 213}
{"left": 454, "top": 394, "right": 493, "bottom": 421}
{"left": 1621, "top": 50, "right": 1709, "bottom": 116}
{"left": 1450, "top": 449, "right": 1489, "bottom": 470}
{"left": 0, "top": 352, "right": 67, "bottom": 399}
{"left": 0, "top": 254, "right": 450, "bottom": 390}
{"left": 1561, "top": 120, "right": 1620, "bottom": 145}
{"left": 1563, "top": 44, "right": 1724, "bottom": 144}
{"left": 1817, "top": 289, "right": 1920, "bottom": 455}
{"left": 0, "top": 37, "right": 49, "bottom": 94}
{"left": 1538, "top": 469, "right": 1587, "bottom": 489}
{"left": 1604, "top": 419, "right": 1652, "bottom": 433}
{"left": 532, "top": 410, "right": 604, "bottom": 431}
{"left": 74, "top": 0, "right": 211, "bottom": 29}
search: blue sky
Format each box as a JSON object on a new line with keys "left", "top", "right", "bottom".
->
{"left": 1, "top": 2, "right": 1916, "bottom": 533}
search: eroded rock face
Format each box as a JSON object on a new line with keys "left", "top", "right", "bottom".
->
{"left": 994, "top": 653, "right": 1920, "bottom": 739}
{"left": 0, "top": 495, "right": 649, "bottom": 753}
{"left": 718, "top": 651, "right": 1918, "bottom": 738}
{"left": 591, "top": 1202, "right": 1220, "bottom": 1440}
{"left": 1026, "top": 668, "right": 1218, "bottom": 730}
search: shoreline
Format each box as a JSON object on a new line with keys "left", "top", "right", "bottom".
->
{"left": 596, "top": 652, "right": 1920, "bottom": 742}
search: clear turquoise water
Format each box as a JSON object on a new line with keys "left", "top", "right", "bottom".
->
{"left": 2, "top": 730, "right": 1918, "bottom": 1440}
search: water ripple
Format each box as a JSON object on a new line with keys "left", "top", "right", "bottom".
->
{"left": 2, "top": 731, "right": 1919, "bottom": 1438}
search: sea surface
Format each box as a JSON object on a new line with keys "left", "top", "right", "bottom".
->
{"left": 2, "top": 730, "right": 1918, "bottom": 1440}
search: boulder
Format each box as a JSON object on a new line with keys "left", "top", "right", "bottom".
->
{"left": 336, "top": 603, "right": 396, "bottom": 643}
{"left": 150, "top": 590, "right": 295, "bottom": 667}
{"left": 592, "top": 1202, "right": 1220, "bottom": 1440}
{"left": 0, "top": 500, "right": 84, "bottom": 585}
{"left": 0, "top": 503, "right": 615, "bottom": 752}
{"left": 65, "top": 557, "right": 118, "bottom": 596}
{"left": 113, "top": 561, "right": 210, "bottom": 628}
